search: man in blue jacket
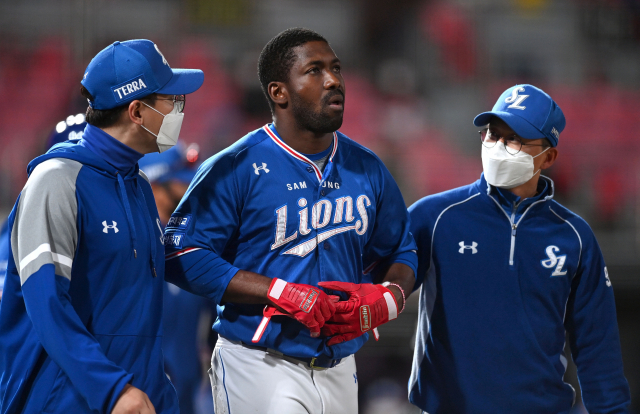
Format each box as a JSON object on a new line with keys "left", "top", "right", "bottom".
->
{"left": 0, "top": 40, "right": 203, "bottom": 413}
{"left": 408, "top": 84, "right": 630, "bottom": 413}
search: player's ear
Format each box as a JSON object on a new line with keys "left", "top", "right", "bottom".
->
{"left": 128, "top": 100, "right": 144, "bottom": 125}
{"left": 269, "top": 81, "right": 288, "bottom": 106}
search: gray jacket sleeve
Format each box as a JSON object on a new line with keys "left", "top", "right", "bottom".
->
{"left": 12, "top": 158, "right": 81, "bottom": 284}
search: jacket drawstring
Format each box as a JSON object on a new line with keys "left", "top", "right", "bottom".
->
{"left": 136, "top": 180, "right": 158, "bottom": 277}
{"left": 116, "top": 172, "right": 138, "bottom": 258}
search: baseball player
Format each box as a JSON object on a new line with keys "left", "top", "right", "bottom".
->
{"left": 0, "top": 40, "right": 203, "bottom": 413}
{"left": 408, "top": 84, "right": 630, "bottom": 413}
{"left": 164, "top": 28, "right": 418, "bottom": 413}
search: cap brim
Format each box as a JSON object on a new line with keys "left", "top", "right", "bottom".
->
{"left": 156, "top": 69, "right": 204, "bottom": 95}
{"left": 473, "top": 111, "right": 546, "bottom": 140}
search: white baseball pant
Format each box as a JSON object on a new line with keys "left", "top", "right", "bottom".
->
{"left": 209, "top": 336, "right": 358, "bottom": 414}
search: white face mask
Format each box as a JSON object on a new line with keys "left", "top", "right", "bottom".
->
{"left": 481, "top": 143, "right": 549, "bottom": 189}
{"left": 140, "top": 101, "right": 184, "bottom": 153}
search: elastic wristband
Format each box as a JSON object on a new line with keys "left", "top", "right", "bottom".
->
{"left": 382, "top": 282, "right": 406, "bottom": 314}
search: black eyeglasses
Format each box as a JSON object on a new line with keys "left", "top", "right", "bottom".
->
{"left": 479, "top": 128, "right": 547, "bottom": 155}
{"left": 156, "top": 95, "right": 186, "bottom": 113}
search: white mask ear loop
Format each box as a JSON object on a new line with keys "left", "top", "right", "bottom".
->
{"left": 139, "top": 101, "right": 166, "bottom": 138}
{"left": 530, "top": 146, "right": 551, "bottom": 177}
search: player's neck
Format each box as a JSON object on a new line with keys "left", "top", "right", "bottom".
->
{"left": 272, "top": 119, "right": 334, "bottom": 155}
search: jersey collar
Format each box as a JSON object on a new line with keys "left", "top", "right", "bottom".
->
{"left": 262, "top": 124, "right": 338, "bottom": 183}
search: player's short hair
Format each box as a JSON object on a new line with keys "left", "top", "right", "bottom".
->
{"left": 258, "top": 28, "right": 328, "bottom": 113}
{"left": 80, "top": 86, "right": 156, "bottom": 129}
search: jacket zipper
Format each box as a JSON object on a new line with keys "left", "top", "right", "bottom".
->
{"left": 509, "top": 203, "right": 519, "bottom": 266}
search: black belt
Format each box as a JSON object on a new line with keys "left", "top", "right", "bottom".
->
{"left": 242, "top": 342, "right": 341, "bottom": 370}
{"left": 290, "top": 354, "right": 342, "bottom": 370}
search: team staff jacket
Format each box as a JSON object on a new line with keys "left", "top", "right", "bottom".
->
{"left": 408, "top": 174, "right": 630, "bottom": 414}
{"left": 0, "top": 125, "right": 178, "bottom": 414}
{"left": 164, "top": 124, "right": 418, "bottom": 360}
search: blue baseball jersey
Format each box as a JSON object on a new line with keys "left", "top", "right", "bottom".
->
{"left": 164, "top": 124, "right": 417, "bottom": 360}
{"left": 408, "top": 174, "right": 630, "bottom": 414}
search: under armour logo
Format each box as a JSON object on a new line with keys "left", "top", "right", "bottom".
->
{"left": 505, "top": 86, "right": 529, "bottom": 110}
{"left": 458, "top": 241, "right": 478, "bottom": 254}
{"left": 253, "top": 162, "right": 270, "bottom": 175}
{"left": 102, "top": 221, "right": 119, "bottom": 233}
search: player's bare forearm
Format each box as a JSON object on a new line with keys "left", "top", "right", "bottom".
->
{"left": 222, "top": 270, "right": 273, "bottom": 304}
{"left": 380, "top": 262, "right": 415, "bottom": 309}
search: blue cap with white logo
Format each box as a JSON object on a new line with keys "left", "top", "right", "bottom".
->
{"left": 473, "top": 84, "right": 565, "bottom": 147}
{"left": 81, "top": 39, "right": 204, "bottom": 110}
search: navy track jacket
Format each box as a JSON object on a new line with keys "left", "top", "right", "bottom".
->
{"left": 408, "top": 174, "right": 630, "bottom": 414}
{"left": 164, "top": 124, "right": 418, "bottom": 360}
{"left": 0, "top": 126, "right": 178, "bottom": 413}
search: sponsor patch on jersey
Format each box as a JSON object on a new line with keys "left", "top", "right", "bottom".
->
{"left": 111, "top": 75, "right": 149, "bottom": 103}
{"left": 299, "top": 289, "right": 319, "bottom": 313}
{"left": 360, "top": 305, "right": 371, "bottom": 332}
{"left": 162, "top": 232, "right": 185, "bottom": 249}
{"left": 166, "top": 214, "right": 191, "bottom": 230}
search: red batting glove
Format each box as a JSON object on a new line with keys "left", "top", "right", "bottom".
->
{"left": 318, "top": 281, "right": 398, "bottom": 346}
{"left": 266, "top": 278, "right": 337, "bottom": 338}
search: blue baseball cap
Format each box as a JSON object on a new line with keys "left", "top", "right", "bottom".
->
{"left": 473, "top": 84, "right": 565, "bottom": 147}
{"left": 138, "top": 142, "right": 199, "bottom": 184}
{"left": 81, "top": 39, "right": 204, "bottom": 110}
{"left": 47, "top": 113, "right": 87, "bottom": 148}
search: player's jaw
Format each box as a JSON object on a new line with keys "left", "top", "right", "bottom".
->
{"left": 290, "top": 89, "right": 344, "bottom": 134}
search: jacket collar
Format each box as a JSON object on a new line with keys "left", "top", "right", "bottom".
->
{"left": 80, "top": 124, "right": 144, "bottom": 175}
{"left": 477, "top": 173, "right": 555, "bottom": 211}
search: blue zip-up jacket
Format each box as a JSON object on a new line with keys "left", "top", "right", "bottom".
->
{"left": 0, "top": 125, "right": 178, "bottom": 413}
{"left": 164, "top": 124, "right": 418, "bottom": 360}
{"left": 408, "top": 174, "right": 630, "bottom": 414}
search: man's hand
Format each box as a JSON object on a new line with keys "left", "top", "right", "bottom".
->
{"left": 266, "top": 278, "right": 337, "bottom": 337}
{"left": 318, "top": 281, "right": 398, "bottom": 346}
{"left": 112, "top": 384, "right": 155, "bottom": 414}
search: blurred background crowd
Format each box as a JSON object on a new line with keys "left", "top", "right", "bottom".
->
{"left": 1, "top": 0, "right": 639, "bottom": 412}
